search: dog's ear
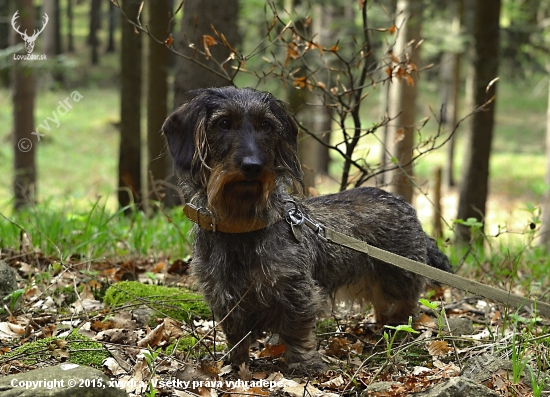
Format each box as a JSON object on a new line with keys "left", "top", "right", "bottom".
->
{"left": 162, "top": 93, "right": 207, "bottom": 174}
{"left": 269, "top": 98, "right": 304, "bottom": 190}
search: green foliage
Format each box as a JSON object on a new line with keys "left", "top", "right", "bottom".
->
{"left": 419, "top": 298, "right": 446, "bottom": 337}
{"left": 317, "top": 318, "right": 338, "bottom": 334}
{"left": 103, "top": 281, "right": 210, "bottom": 323}
{"left": 0, "top": 199, "right": 193, "bottom": 260}
{"left": 383, "top": 317, "right": 419, "bottom": 359}
{"left": 143, "top": 347, "right": 161, "bottom": 397}
{"left": 1, "top": 289, "right": 24, "bottom": 314}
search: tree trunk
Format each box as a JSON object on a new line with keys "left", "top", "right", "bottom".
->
{"left": 312, "top": 4, "right": 333, "bottom": 176}
{"left": 42, "top": 0, "right": 62, "bottom": 55}
{"left": 66, "top": 0, "right": 74, "bottom": 52}
{"left": 166, "top": 0, "right": 239, "bottom": 206}
{"left": 106, "top": 0, "right": 116, "bottom": 53}
{"left": 147, "top": 0, "right": 169, "bottom": 206}
{"left": 172, "top": 0, "right": 239, "bottom": 106}
{"left": 118, "top": 0, "right": 142, "bottom": 210}
{"left": 443, "top": 0, "right": 464, "bottom": 188}
{"left": 89, "top": 0, "right": 101, "bottom": 65}
{"left": 386, "top": 0, "right": 423, "bottom": 204}
{"left": 12, "top": 0, "right": 37, "bottom": 210}
{"left": 455, "top": 0, "right": 501, "bottom": 242}
{"left": 539, "top": 65, "right": 550, "bottom": 250}
{"left": 0, "top": 0, "right": 9, "bottom": 51}
{"left": 0, "top": 0, "right": 10, "bottom": 87}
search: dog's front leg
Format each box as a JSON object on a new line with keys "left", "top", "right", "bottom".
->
{"left": 222, "top": 320, "right": 251, "bottom": 367}
{"left": 278, "top": 289, "right": 326, "bottom": 373}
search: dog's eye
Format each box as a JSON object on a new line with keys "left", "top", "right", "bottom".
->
{"left": 260, "top": 121, "right": 272, "bottom": 132}
{"left": 218, "top": 119, "right": 231, "bottom": 130}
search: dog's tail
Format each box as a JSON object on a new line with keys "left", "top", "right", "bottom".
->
{"left": 425, "top": 235, "right": 453, "bottom": 273}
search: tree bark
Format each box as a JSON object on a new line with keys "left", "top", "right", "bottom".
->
{"left": 118, "top": 0, "right": 142, "bottom": 210}
{"left": 172, "top": 0, "right": 239, "bottom": 107}
{"left": 42, "top": 0, "right": 62, "bottom": 55}
{"left": 539, "top": 64, "right": 550, "bottom": 250}
{"left": 12, "top": 0, "right": 37, "bottom": 210}
{"left": 147, "top": 0, "right": 169, "bottom": 206}
{"left": 106, "top": 0, "right": 116, "bottom": 53}
{"left": 455, "top": 0, "right": 501, "bottom": 242}
{"left": 386, "top": 0, "right": 423, "bottom": 204}
{"left": 89, "top": 0, "right": 101, "bottom": 65}
{"left": 67, "top": 0, "right": 74, "bottom": 52}
{"left": 442, "top": 0, "right": 464, "bottom": 188}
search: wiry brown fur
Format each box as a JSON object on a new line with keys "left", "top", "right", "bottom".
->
{"left": 163, "top": 87, "right": 453, "bottom": 372}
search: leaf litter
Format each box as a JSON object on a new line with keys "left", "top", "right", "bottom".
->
{"left": 0, "top": 248, "right": 549, "bottom": 396}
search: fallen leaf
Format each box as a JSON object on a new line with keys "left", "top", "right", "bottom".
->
{"left": 326, "top": 337, "right": 350, "bottom": 358}
{"left": 426, "top": 340, "right": 452, "bottom": 357}
{"left": 258, "top": 343, "right": 285, "bottom": 359}
{"left": 0, "top": 322, "right": 25, "bottom": 339}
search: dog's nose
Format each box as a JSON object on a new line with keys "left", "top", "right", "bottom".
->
{"left": 240, "top": 157, "right": 264, "bottom": 180}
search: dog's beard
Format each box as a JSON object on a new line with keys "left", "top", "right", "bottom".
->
{"left": 206, "top": 166, "right": 276, "bottom": 225}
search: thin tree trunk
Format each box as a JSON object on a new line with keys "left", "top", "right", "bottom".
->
{"left": 539, "top": 64, "right": 550, "bottom": 250}
{"left": 106, "top": 0, "right": 116, "bottom": 53}
{"left": 312, "top": 4, "right": 333, "bottom": 176}
{"left": 386, "top": 0, "right": 423, "bottom": 204}
{"left": 147, "top": 0, "right": 169, "bottom": 206}
{"left": 118, "top": 0, "right": 142, "bottom": 210}
{"left": 432, "top": 166, "right": 443, "bottom": 238}
{"left": 89, "top": 0, "right": 101, "bottom": 65}
{"left": 67, "top": 0, "right": 74, "bottom": 52}
{"left": 42, "top": 0, "right": 62, "bottom": 55}
{"left": 444, "top": 0, "right": 464, "bottom": 188}
{"left": 455, "top": 0, "right": 501, "bottom": 242}
{"left": 12, "top": 0, "right": 37, "bottom": 210}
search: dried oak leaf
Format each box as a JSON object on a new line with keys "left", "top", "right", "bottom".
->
{"left": 137, "top": 317, "right": 182, "bottom": 347}
{"left": 285, "top": 43, "right": 300, "bottom": 66}
{"left": 201, "top": 35, "right": 218, "bottom": 59}
{"left": 258, "top": 343, "right": 286, "bottom": 359}
{"left": 426, "top": 340, "right": 452, "bottom": 357}
{"left": 326, "top": 337, "right": 350, "bottom": 358}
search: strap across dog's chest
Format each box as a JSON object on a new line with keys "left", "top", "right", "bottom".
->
{"left": 283, "top": 202, "right": 550, "bottom": 318}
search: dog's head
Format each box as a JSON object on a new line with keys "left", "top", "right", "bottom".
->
{"left": 163, "top": 87, "right": 303, "bottom": 221}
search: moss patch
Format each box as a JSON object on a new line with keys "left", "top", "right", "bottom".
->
{"left": 103, "top": 281, "right": 210, "bottom": 323}
{"left": 3, "top": 331, "right": 109, "bottom": 368}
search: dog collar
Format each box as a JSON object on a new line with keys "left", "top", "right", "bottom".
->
{"left": 183, "top": 203, "right": 279, "bottom": 233}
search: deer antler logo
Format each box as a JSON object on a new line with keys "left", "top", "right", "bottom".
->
{"left": 11, "top": 11, "right": 49, "bottom": 54}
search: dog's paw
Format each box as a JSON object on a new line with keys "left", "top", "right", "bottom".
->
{"left": 287, "top": 359, "right": 327, "bottom": 375}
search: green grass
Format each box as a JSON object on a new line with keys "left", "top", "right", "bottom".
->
{"left": 0, "top": 87, "right": 120, "bottom": 210}
{"left": 0, "top": 199, "right": 193, "bottom": 260}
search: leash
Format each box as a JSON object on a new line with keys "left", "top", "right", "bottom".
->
{"left": 284, "top": 203, "right": 550, "bottom": 318}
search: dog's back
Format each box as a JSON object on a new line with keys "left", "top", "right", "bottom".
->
{"left": 303, "top": 186, "right": 452, "bottom": 323}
